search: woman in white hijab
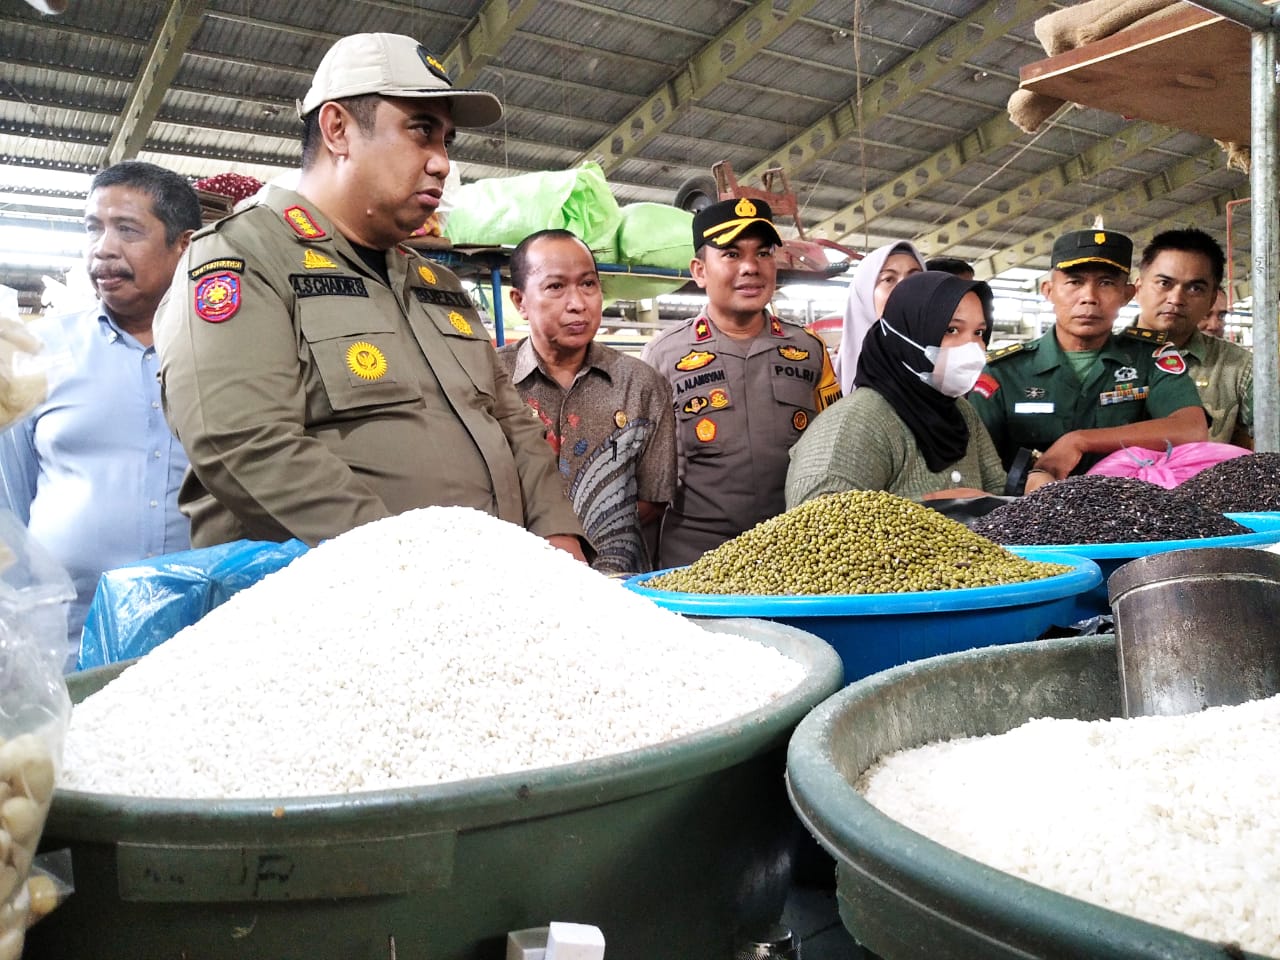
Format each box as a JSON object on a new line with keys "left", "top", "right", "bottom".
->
{"left": 833, "top": 240, "right": 926, "bottom": 394}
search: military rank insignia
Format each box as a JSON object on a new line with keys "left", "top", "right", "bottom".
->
{"left": 675, "top": 350, "right": 715, "bottom": 372}
{"left": 283, "top": 205, "right": 326, "bottom": 239}
{"left": 694, "top": 317, "right": 712, "bottom": 342}
{"left": 193, "top": 271, "right": 241, "bottom": 323}
{"left": 770, "top": 317, "right": 784, "bottom": 338}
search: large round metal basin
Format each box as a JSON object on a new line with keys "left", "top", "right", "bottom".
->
{"left": 785, "top": 634, "right": 1273, "bottom": 960}
{"left": 30, "top": 619, "right": 842, "bottom": 960}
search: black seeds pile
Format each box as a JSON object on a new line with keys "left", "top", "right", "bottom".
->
{"left": 1173, "top": 452, "right": 1280, "bottom": 512}
{"left": 971, "top": 475, "right": 1250, "bottom": 544}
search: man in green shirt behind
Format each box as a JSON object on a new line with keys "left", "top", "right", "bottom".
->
{"left": 969, "top": 229, "right": 1208, "bottom": 491}
{"left": 1132, "top": 228, "right": 1253, "bottom": 447}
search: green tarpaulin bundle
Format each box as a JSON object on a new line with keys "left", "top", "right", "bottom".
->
{"left": 444, "top": 161, "right": 621, "bottom": 260}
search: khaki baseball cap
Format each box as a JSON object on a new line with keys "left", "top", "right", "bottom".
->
{"left": 297, "top": 33, "right": 503, "bottom": 127}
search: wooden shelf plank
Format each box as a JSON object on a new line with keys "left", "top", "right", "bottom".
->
{"left": 1019, "top": 4, "right": 1252, "bottom": 144}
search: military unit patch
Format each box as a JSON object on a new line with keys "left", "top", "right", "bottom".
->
{"left": 777, "top": 345, "right": 809, "bottom": 362}
{"left": 971, "top": 372, "right": 999, "bottom": 399}
{"left": 708, "top": 388, "right": 729, "bottom": 409}
{"left": 792, "top": 410, "right": 808, "bottom": 431}
{"left": 189, "top": 258, "right": 244, "bottom": 281}
{"left": 283, "top": 205, "right": 326, "bottom": 239}
{"left": 193, "top": 271, "right": 241, "bottom": 323}
{"left": 675, "top": 350, "right": 715, "bottom": 372}
{"left": 694, "top": 417, "right": 717, "bottom": 442}
{"left": 346, "top": 341, "right": 388, "bottom": 381}
{"left": 1152, "top": 343, "right": 1187, "bottom": 375}
{"left": 683, "top": 396, "right": 709, "bottom": 415}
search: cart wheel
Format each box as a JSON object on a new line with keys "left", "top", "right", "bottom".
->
{"left": 674, "top": 175, "right": 718, "bottom": 213}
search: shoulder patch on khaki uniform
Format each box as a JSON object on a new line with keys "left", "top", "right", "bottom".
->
{"left": 986, "top": 342, "right": 1024, "bottom": 363}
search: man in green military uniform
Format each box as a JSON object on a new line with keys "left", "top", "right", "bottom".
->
{"left": 969, "top": 229, "right": 1207, "bottom": 490}
{"left": 156, "top": 32, "right": 587, "bottom": 558}
{"left": 1132, "top": 228, "right": 1253, "bottom": 447}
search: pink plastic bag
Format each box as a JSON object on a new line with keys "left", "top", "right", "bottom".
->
{"left": 1086, "top": 442, "right": 1252, "bottom": 489}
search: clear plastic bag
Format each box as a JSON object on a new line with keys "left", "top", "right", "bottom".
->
{"left": 0, "top": 313, "right": 74, "bottom": 433}
{"left": 0, "top": 510, "right": 74, "bottom": 959}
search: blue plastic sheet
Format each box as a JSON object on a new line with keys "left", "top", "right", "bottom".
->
{"left": 78, "top": 539, "right": 309, "bottom": 670}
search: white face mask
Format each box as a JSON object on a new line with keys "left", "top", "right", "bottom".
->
{"left": 878, "top": 318, "right": 988, "bottom": 397}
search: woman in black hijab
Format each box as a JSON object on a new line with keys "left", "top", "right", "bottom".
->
{"left": 785, "top": 270, "right": 1008, "bottom": 505}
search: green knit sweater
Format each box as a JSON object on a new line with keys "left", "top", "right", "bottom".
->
{"left": 784, "top": 388, "right": 1008, "bottom": 507}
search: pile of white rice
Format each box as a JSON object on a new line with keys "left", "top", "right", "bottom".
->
{"left": 860, "top": 698, "right": 1280, "bottom": 956}
{"left": 62, "top": 507, "right": 804, "bottom": 799}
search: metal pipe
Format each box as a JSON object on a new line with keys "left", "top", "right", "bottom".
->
{"left": 1187, "top": 0, "right": 1279, "bottom": 30}
{"left": 1251, "top": 28, "right": 1280, "bottom": 451}
{"left": 1224, "top": 197, "right": 1251, "bottom": 296}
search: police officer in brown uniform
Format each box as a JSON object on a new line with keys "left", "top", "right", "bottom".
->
{"left": 641, "top": 198, "right": 841, "bottom": 567}
{"left": 156, "top": 32, "right": 586, "bottom": 558}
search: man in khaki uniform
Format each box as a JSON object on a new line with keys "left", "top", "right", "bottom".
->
{"left": 156, "top": 32, "right": 586, "bottom": 557}
{"left": 1133, "top": 228, "right": 1253, "bottom": 446}
{"left": 641, "top": 198, "right": 841, "bottom": 567}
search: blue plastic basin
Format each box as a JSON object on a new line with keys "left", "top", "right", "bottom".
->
{"left": 625, "top": 549, "right": 1101, "bottom": 684}
{"left": 1014, "top": 512, "right": 1280, "bottom": 620}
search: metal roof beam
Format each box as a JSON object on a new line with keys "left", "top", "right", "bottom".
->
{"left": 442, "top": 0, "right": 540, "bottom": 88}
{"left": 579, "top": 0, "right": 818, "bottom": 174}
{"left": 106, "top": 0, "right": 206, "bottom": 166}
{"left": 916, "top": 122, "right": 1178, "bottom": 258}
{"left": 741, "top": 0, "right": 1042, "bottom": 184}
{"left": 972, "top": 148, "right": 1229, "bottom": 279}
{"left": 818, "top": 112, "right": 1024, "bottom": 241}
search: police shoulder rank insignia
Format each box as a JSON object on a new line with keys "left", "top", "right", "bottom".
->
{"left": 971, "top": 372, "right": 999, "bottom": 399}
{"left": 708, "top": 388, "right": 729, "bottom": 409}
{"left": 302, "top": 249, "right": 338, "bottom": 270}
{"left": 694, "top": 317, "right": 711, "bottom": 342}
{"left": 283, "top": 205, "right": 326, "bottom": 239}
{"left": 695, "top": 417, "right": 717, "bottom": 442}
{"left": 189, "top": 258, "right": 244, "bottom": 281}
{"left": 418, "top": 264, "right": 437, "bottom": 285}
{"left": 777, "top": 345, "right": 809, "bottom": 362}
{"left": 346, "top": 341, "right": 388, "bottom": 381}
{"left": 613, "top": 410, "right": 628, "bottom": 428}
{"left": 675, "top": 350, "right": 715, "bottom": 372}
{"left": 769, "top": 317, "right": 784, "bottom": 338}
{"left": 684, "top": 396, "right": 709, "bottom": 415}
{"left": 986, "top": 343, "right": 1023, "bottom": 363}
{"left": 1153, "top": 343, "right": 1187, "bottom": 375}
{"left": 792, "top": 410, "right": 808, "bottom": 431}
{"left": 193, "top": 271, "right": 241, "bottom": 323}
{"left": 448, "top": 311, "right": 473, "bottom": 336}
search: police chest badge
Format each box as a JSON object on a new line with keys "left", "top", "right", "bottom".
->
{"left": 193, "top": 272, "right": 241, "bottom": 323}
{"left": 448, "top": 311, "right": 473, "bottom": 336}
{"left": 675, "top": 350, "right": 715, "bottom": 372}
{"left": 777, "top": 345, "right": 809, "bottom": 362}
{"left": 694, "top": 417, "right": 717, "bottom": 442}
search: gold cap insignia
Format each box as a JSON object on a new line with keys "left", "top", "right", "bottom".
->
{"left": 613, "top": 410, "right": 628, "bottom": 428}
{"left": 734, "top": 197, "right": 757, "bottom": 218}
{"left": 1094, "top": 232, "right": 1107, "bottom": 244}
{"left": 346, "top": 341, "right": 388, "bottom": 381}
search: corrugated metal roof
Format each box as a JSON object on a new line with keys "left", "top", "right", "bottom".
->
{"left": 0, "top": 0, "right": 1253, "bottom": 312}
